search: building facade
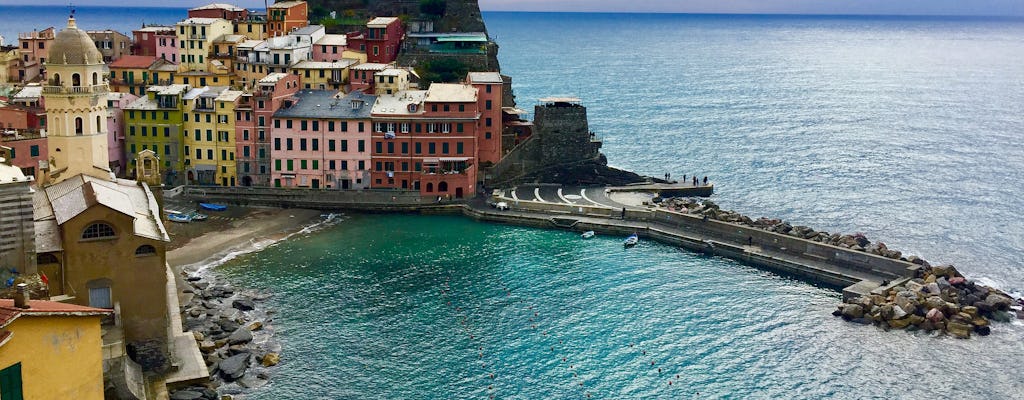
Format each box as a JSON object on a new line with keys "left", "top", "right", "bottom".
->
{"left": 123, "top": 84, "right": 189, "bottom": 185}
{"left": 270, "top": 90, "right": 374, "bottom": 189}
{"left": 266, "top": 0, "right": 309, "bottom": 38}
{"left": 86, "top": 30, "right": 130, "bottom": 62}
{"left": 236, "top": 72, "right": 299, "bottom": 186}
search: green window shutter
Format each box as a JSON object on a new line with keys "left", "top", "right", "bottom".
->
{"left": 0, "top": 362, "right": 24, "bottom": 400}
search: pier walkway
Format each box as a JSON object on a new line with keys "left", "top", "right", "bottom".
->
{"left": 180, "top": 185, "right": 917, "bottom": 298}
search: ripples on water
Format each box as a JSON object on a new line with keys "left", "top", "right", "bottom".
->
{"left": 491, "top": 13, "right": 1024, "bottom": 293}
{"left": 221, "top": 215, "right": 1024, "bottom": 399}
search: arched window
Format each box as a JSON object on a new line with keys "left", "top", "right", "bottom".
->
{"left": 426, "top": 182, "right": 433, "bottom": 193}
{"left": 438, "top": 181, "right": 448, "bottom": 192}
{"left": 134, "top": 245, "right": 157, "bottom": 256}
{"left": 52, "top": 73, "right": 61, "bottom": 86}
{"left": 75, "top": 117, "right": 83, "bottom": 135}
{"left": 96, "top": 116, "right": 102, "bottom": 132}
{"left": 37, "top": 253, "right": 59, "bottom": 264}
{"left": 72, "top": 73, "right": 81, "bottom": 87}
{"left": 92, "top": 72, "right": 98, "bottom": 85}
{"left": 81, "top": 222, "right": 116, "bottom": 240}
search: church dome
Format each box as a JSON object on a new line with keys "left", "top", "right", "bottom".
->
{"left": 48, "top": 17, "right": 104, "bottom": 65}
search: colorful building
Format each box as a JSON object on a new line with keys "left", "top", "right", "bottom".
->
{"left": 349, "top": 62, "right": 389, "bottom": 94}
{"left": 15, "top": 27, "right": 54, "bottom": 83}
{"left": 234, "top": 13, "right": 268, "bottom": 41}
{"left": 290, "top": 59, "right": 358, "bottom": 91}
{"left": 467, "top": 72, "right": 503, "bottom": 166}
{"left": 86, "top": 30, "right": 131, "bottom": 62}
{"left": 370, "top": 83, "right": 481, "bottom": 198}
{"left": 34, "top": 15, "right": 175, "bottom": 375}
{"left": 176, "top": 17, "right": 232, "bottom": 72}
{"left": 188, "top": 2, "right": 249, "bottom": 20}
{"left": 236, "top": 72, "right": 300, "bottom": 187}
{"left": 184, "top": 86, "right": 242, "bottom": 186}
{"left": 106, "top": 92, "right": 138, "bottom": 177}
{"left": 271, "top": 90, "right": 375, "bottom": 189}
{"left": 123, "top": 84, "right": 190, "bottom": 185}
{"left": 107, "top": 55, "right": 177, "bottom": 95}
{"left": 266, "top": 0, "right": 308, "bottom": 38}
{"left": 0, "top": 297, "right": 110, "bottom": 400}
{"left": 312, "top": 34, "right": 349, "bottom": 62}
{"left": 347, "top": 17, "right": 404, "bottom": 64}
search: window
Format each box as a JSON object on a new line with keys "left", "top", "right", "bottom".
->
{"left": 486, "top": 118, "right": 493, "bottom": 127}
{"left": 358, "top": 140, "right": 365, "bottom": 152}
{"left": 287, "top": 138, "right": 293, "bottom": 150}
{"left": 457, "top": 123, "right": 464, "bottom": 133}
{"left": 328, "top": 121, "right": 335, "bottom": 131}
{"left": 459, "top": 104, "right": 465, "bottom": 112}
{"left": 415, "top": 142, "right": 422, "bottom": 154}
{"left": 341, "top": 140, "right": 348, "bottom": 152}
{"left": 486, "top": 85, "right": 492, "bottom": 93}
{"left": 287, "top": 160, "right": 294, "bottom": 171}
{"left": 428, "top": 143, "right": 436, "bottom": 154}
{"left": 82, "top": 222, "right": 116, "bottom": 240}
{"left": 300, "top": 138, "right": 307, "bottom": 151}
{"left": 387, "top": 142, "right": 394, "bottom": 154}
{"left": 301, "top": 120, "right": 308, "bottom": 131}
{"left": 442, "top": 143, "right": 450, "bottom": 154}
{"left": 301, "top": 160, "right": 307, "bottom": 169}
{"left": 457, "top": 142, "right": 464, "bottom": 154}
{"left": 135, "top": 245, "right": 157, "bottom": 256}
{"left": 312, "top": 139, "right": 319, "bottom": 151}
{"left": 275, "top": 159, "right": 282, "bottom": 171}
{"left": 401, "top": 123, "right": 410, "bottom": 133}
{"left": 274, "top": 138, "right": 281, "bottom": 150}
{"left": 30, "top": 145, "right": 39, "bottom": 157}
{"left": 486, "top": 100, "right": 493, "bottom": 110}
{"left": 0, "top": 363, "right": 23, "bottom": 400}
{"left": 375, "top": 141, "right": 383, "bottom": 154}
{"left": 401, "top": 142, "right": 408, "bottom": 154}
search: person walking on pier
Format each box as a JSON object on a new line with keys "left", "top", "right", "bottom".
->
{"left": 692, "top": 176, "right": 698, "bottom": 186}
{"left": 621, "top": 207, "right": 626, "bottom": 219}
{"left": 703, "top": 176, "right": 708, "bottom": 185}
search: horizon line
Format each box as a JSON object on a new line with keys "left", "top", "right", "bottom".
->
{"left": 1, "top": 4, "right": 1021, "bottom": 19}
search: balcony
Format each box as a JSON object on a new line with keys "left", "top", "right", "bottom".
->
{"left": 188, "top": 34, "right": 207, "bottom": 40}
{"left": 42, "top": 84, "right": 109, "bottom": 95}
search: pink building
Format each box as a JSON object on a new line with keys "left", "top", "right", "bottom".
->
{"left": 106, "top": 92, "right": 138, "bottom": 176}
{"left": 270, "top": 90, "right": 375, "bottom": 189}
{"left": 132, "top": 26, "right": 179, "bottom": 63}
{"left": 236, "top": 72, "right": 300, "bottom": 187}
{"left": 349, "top": 63, "right": 388, "bottom": 94}
{"left": 467, "top": 72, "right": 503, "bottom": 166}
{"left": 312, "top": 34, "right": 348, "bottom": 62}
{"left": 0, "top": 102, "right": 46, "bottom": 177}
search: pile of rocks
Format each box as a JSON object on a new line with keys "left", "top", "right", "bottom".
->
{"left": 170, "top": 273, "right": 282, "bottom": 399}
{"left": 835, "top": 264, "right": 1021, "bottom": 338}
{"left": 658, "top": 198, "right": 915, "bottom": 261}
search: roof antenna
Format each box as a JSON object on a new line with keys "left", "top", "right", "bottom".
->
{"left": 68, "top": 2, "right": 75, "bottom": 18}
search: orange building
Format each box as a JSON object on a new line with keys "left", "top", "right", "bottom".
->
{"left": 267, "top": 1, "right": 308, "bottom": 38}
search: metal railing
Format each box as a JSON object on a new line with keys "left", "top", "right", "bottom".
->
{"left": 42, "top": 84, "right": 108, "bottom": 95}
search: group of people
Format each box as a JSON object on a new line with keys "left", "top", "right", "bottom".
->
{"left": 664, "top": 173, "right": 709, "bottom": 186}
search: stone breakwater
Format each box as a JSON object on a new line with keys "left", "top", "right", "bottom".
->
{"left": 170, "top": 273, "right": 282, "bottom": 400}
{"left": 659, "top": 197, "right": 917, "bottom": 262}
{"left": 658, "top": 197, "right": 1024, "bottom": 337}
{"left": 835, "top": 264, "right": 1021, "bottom": 338}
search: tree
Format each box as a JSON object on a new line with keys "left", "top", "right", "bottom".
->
{"left": 420, "top": 0, "right": 447, "bottom": 17}
{"left": 418, "top": 57, "right": 469, "bottom": 84}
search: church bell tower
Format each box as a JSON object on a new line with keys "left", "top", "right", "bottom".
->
{"left": 41, "top": 14, "right": 113, "bottom": 185}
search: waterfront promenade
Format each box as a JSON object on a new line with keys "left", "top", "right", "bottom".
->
{"left": 180, "top": 184, "right": 914, "bottom": 298}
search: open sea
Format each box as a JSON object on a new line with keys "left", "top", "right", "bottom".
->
{"left": 6, "top": 7, "right": 1024, "bottom": 398}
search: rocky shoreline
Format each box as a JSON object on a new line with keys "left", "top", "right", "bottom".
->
{"left": 657, "top": 197, "right": 1024, "bottom": 337}
{"left": 170, "top": 272, "right": 281, "bottom": 400}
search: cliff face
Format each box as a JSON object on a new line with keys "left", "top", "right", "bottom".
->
{"left": 307, "top": 0, "right": 487, "bottom": 32}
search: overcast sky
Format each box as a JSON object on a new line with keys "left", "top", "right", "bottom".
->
{"left": 1, "top": 0, "right": 1022, "bottom": 17}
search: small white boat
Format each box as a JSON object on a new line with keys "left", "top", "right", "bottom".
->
{"left": 624, "top": 233, "right": 639, "bottom": 247}
{"left": 189, "top": 211, "right": 208, "bottom": 221}
{"left": 581, "top": 231, "right": 595, "bottom": 239}
{"left": 167, "top": 213, "right": 192, "bottom": 223}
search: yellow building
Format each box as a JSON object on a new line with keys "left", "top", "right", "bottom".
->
{"left": 0, "top": 297, "right": 110, "bottom": 400}
{"left": 107, "top": 55, "right": 177, "bottom": 95}
{"left": 0, "top": 46, "right": 19, "bottom": 83}
{"left": 290, "top": 59, "right": 359, "bottom": 91}
{"left": 175, "top": 17, "right": 233, "bottom": 73}
{"left": 184, "top": 86, "right": 241, "bottom": 185}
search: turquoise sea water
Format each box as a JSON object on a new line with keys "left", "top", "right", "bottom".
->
{"left": 5, "top": 8, "right": 1024, "bottom": 397}
{"left": 221, "top": 215, "right": 1024, "bottom": 398}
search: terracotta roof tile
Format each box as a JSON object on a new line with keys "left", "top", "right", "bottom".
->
{"left": 0, "top": 299, "right": 112, "bottom": 316}
{"left": 109, "top": 55, "right": 159, "bottom": 69}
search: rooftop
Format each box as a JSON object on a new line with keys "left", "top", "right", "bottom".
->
{"left": 290, "top": 25, "right": 324, "bottom": 36}
{"left": 290, "top": 59, "right": 358, "bottom": 69}
{"left": 351, "top": 62, "right": 389, "bottom": 71}
{"left": 34, "top": 174, "right": 170, "bottom": 243}
{"left": 268, "top": 0, "right": 305, "bottom": 9}
{"left": 468, "top": 72, "right": 503, "bottom": 84}
{"left": 315, "top": 34, "right": 347, "bottom": 46}
{"left": 189, "top": 3, "right": 246, "bottom": 11}
{"left": 424, "top": 84, "right": 477, "bottom": 103}
{"left": 372, "top": 90, "right": 427, "bottom": 116}
{"left": 13, "top": 85, "right": 42, "bottom": 100}
{"left": 258, "top": 72, "right": 290, "bottom": 84}
{"left": 108, "top": 55, "right": 158, "bottom": 69}
{"left": 216, "top": 90, "right": 244, "bottom": 102}
{"left": 134, "top": 26, "right": 175, "bottom": 33}
{"left": 0, "top": 160, "right": 29, "bottom": 184}
{"left": 177, "top": 17, "right": 228, "bottom": 26}
{"left": 273, "top": 90, "right": 376, "bottom": 120}
{"left": 368, "top": 17, "right": 399, "bottom": 28}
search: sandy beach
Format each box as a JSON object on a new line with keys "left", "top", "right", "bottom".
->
{"left": 165, "top": 206, "right": 323, "bottom": 305}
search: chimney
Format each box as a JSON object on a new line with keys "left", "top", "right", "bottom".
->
{"left": 14, "top": 283, "right": 30, "bottom": 309}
